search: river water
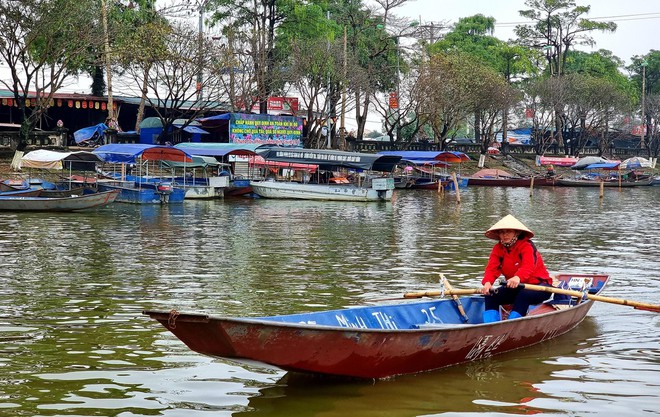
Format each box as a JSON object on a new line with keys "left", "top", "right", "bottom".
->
{"left": 1, "top": 186, "right": 659, "bottom": 417}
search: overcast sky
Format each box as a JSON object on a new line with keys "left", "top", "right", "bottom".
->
{"left": 393, "top": 0, "right": 659, "bottom": 64}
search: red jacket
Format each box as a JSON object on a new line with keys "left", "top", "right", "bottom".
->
{"left": 482, "top": 237, "right": 552, "bottom": 286}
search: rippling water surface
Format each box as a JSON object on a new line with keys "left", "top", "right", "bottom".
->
{"left": 1, "top": 186, "right": 659, "bottom": 416}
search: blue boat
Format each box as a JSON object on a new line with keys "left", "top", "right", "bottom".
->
{"left": 93, "top": 144, "right": 191, "bottom": 204}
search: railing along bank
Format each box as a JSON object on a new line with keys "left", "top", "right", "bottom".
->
{"left": 347, "top": 140, "right": 648, "bottom": 159}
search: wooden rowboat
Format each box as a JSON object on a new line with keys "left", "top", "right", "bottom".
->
{"left": 144, "top": 273, "right": 609, "bottom": 379}
{"left": 0, "top": 189, "right": 119, "bottom": 211}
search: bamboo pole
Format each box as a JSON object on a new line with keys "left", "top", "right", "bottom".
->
{"left": 529, "top": 176, "right": 534, "bottom": 197}
{"left": 451, "top": 172, "right": 461, "bottom": 203}
{"left": 440, "top": 274, "right": 469, "bottom": 322}
{"left": 599, "top": 181, "right": 604, "bottom": 198}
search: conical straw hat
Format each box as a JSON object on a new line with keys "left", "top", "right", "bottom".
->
{"left": 485, "top": 214, "right": 534, "bottom": 240}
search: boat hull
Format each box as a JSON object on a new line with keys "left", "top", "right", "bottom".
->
{"left": 0, "top": 189, "right": 119, "bottom": 211}
{"left": 250, "top": 180, "right": 393, "bottom": 201}
{"left": 556, "top": 178, "right": 653, "bottom": 187}
{"left": 467, "top": 177, "right": 555, "bottom": 187}
{"left": 98, "top": 183, "right": 186, "bottom": 204}
{"left": 145, "top": 273, "right": 608, "bottom": 379}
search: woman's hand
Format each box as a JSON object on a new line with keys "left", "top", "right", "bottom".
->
{"left": 481, "top": 281, "right": 492, "bottom": 295}
{"left": 507, "top": 276, "right": 521, "bottom": 288}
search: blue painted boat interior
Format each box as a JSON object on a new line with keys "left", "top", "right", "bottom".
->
{"left": 255, "top": 297, "right": 485, "bottom": 329}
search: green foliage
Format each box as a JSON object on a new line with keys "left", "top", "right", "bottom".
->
{"left": 628, "top": 51, "right": 660, "bottom": 96}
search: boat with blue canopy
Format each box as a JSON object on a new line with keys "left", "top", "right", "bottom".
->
{"left": 249, "top": 146, "right": 401, "bottom": 201}
{"left": 92, "top": 144, "right": 191, "bottom": 204}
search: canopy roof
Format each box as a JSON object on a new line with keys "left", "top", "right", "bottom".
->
{"left": 250, "top": 155, "right": 318, "bottom": 172}
{"left": 93, "top": 144, "right": 193, "bottom": 163}
{"left": 400, "top": 158, "right": 448, "bottom": 166}
{"left": 161, "top": 155, "right": 221, "bottom": 169}
{"left": 20, "top": 149, "right": 102, "bottom": 170}
{"left": 258, "top": 146, "right": 401, "bottom": 171}
{"left": 379, "top": 150, "right": 470, "bottom": 163}
{"left": 174, "top": 142, "right": 259, "bottom": 157}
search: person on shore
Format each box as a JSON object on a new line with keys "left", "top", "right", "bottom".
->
{"left": 480, "top": 214, "right": 553, "bottom": 322}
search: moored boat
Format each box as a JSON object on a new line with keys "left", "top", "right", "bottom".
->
{"left": 144, "top": 273, "right": 608, "bottom": 379}
{"left": 555, "top": 177, "right": 653, "bottom": 187}
{"left": 249, "top": 147, "right": 401, "bottom": 202}
{"left": 0, "top": 188, "right": 43, "bottom": 197}
{"left": 467, "top": 168, "right": 555, "bottom": 187}
{"left": 0, "top": 189, "right": 119, "bottom": 211}
{"left": 93, "top": 144, "right": 191, "bottom": 204}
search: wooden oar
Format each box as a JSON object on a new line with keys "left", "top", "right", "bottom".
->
{"left": 403, "top": 288, "right": 481, "bottom": 299}
{"left": 440, "top": 274, "right": 470, "bottom": 322}
{"left": 519, "top": 283, "right": 660, "bottom": 313}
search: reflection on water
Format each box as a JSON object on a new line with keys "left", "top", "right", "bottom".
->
{"left": 237, "top": 319, "right": 602, "bottom": 417}
{"left": 0, "top": 187, "right": 659, "bottom": 416}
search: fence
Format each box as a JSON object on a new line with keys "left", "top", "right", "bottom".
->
{"left": 347, "top": 140, "right": 646, "bottom": 159}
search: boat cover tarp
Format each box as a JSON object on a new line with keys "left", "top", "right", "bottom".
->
{"left": 584, "top": 162, "right": 620, "bottom": 170}
{"left": 570, "top": 156, "right": 619, "bottom": 170}
{"left": 472, "top": 168, "right": 515, "bottom": 178}
{"left": 174, "top": 142, "right": 259, "bottom": 157}
{"left": 538, "top": 156, "right": 579, "bottom": 167}
{"left": 93, "top": 144, "right": 193, "bottom": 163}
{"left": 20, "top": 149, "right": 102, "bottom": 170}
{"left": 180, "top": 125, "right": 209, "bottom": 134}
{"left": 258, "top": 147, "right": 401, "bottom": 171}
{"left": 73, "top": 123, "right": 108, "bottom": 144}
{"left": 619, "top": 157, "right": 652, "bottom": 170}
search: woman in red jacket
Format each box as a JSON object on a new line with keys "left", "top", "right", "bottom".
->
{"left": 481, "top": 214, "right": 553, "bottom": 322}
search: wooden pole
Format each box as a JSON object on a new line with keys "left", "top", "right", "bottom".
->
{"left": 529, "top": 176, "right": 535, "bottom": 197}
{"left": 599, "top": 181, "right": 604, "bottom": 198}
{"left": 451, "top": 172, "right": 461, "bottom": 203}
{"left": 440, "top": 274, "right": 469, "bottom": 322}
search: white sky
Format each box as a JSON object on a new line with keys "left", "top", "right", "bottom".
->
{"left": 394, "top": 0, "right": 660, "bottom": 64}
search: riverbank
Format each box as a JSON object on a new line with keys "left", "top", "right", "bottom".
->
{"left": 0, "top": 147, "right": 568, "bottom": 179}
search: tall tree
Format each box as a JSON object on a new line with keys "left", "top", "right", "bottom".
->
{"left": 514, "top": 0, "right": 617, "bottom": 147}
{"left": 628, "top": 51, "right": 660, "bottom": 157}
{"left": 208, "top": 0, "right": 287, "bottom": 115}
{"left": 122, "top": 22, "right": 227, "bottom": 143}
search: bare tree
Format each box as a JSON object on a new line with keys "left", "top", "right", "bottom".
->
{"left": 122, "top": 23, "right": 228, "bottom": 143}
{"left": 0, "top": 0, "right": 102, "bottom": 149}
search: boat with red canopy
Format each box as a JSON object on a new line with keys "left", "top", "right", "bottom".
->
{"left": 144, "top": 273, "right": 609, "bottom": 379}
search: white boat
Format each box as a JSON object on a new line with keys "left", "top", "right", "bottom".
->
{"left": 250, "top": 177, "right": 394, "bottom": 201}
{"left": 249, "top": 147, "right": 401, "bottom": 202}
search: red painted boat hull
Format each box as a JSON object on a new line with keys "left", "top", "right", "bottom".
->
{"left": 145, "top": 273, "right": 608, "bottom": 379}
